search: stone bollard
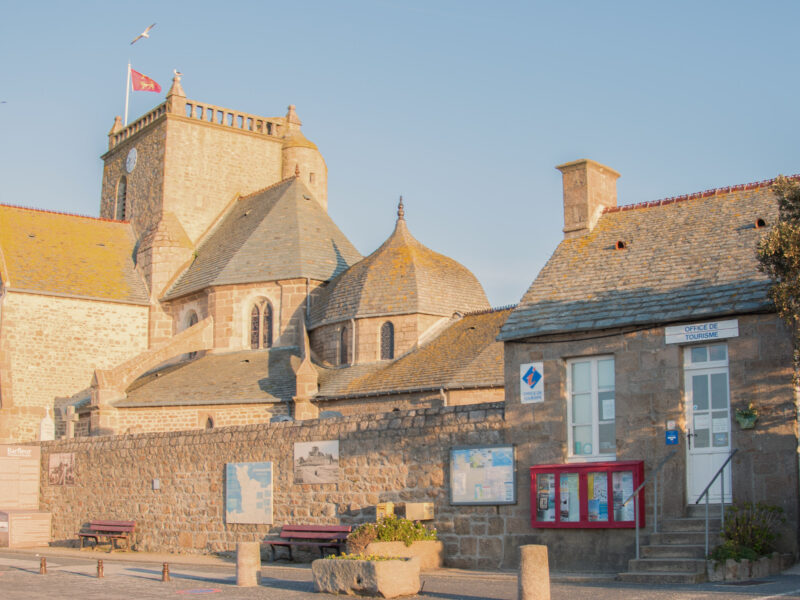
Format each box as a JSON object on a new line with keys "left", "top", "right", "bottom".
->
{"left": 236, "top": 542, "right": 262, "bottom": 587}
{"left": 97, "top": 559, "right": 104, "bottom": 578}
{"left": 518, "top": 545, "right": 550, "bottom": 600}
{"left": 162, "top": 562, "right": 170, "bottom": 582}
{"left": 39, "top": 557, "right": 46, "bottom": 575}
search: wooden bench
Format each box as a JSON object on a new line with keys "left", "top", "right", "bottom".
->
{"left": 77, "top": 520, "right": 136, "bottom": 552}
{"left": 264, "top": 525, "right": 351, "bottom": 561}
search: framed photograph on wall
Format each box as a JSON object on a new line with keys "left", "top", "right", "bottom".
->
{"left": 294, "top": 440, "right": 339, "bottom": 484}
{"left": 449, "top": 445, "right": 516, "bottom": 505}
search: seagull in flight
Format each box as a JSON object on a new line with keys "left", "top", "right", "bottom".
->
{"left": 131, "top": 23, "right": 156, "bottom": 45}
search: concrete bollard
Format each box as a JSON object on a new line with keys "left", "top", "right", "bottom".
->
{"left": 236, "top": 541, "right": 262, "bottom": 587}
{"left": 518, "top": 544, "right": 550, "bottom": 600}
{"left": 162, "top": 562, "right": 170, "bottom": 582}
{"left": 39, "top": 557, "right": 46, "bottom": 575}
{"left": 97, "top": 559, "right": 104, "bottom": 578}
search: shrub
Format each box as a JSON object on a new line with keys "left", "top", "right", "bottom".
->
{"left": 710, "top": 502, "right": 785, "bottom": 561}
{"left": 325, "top": 553, "right": 399, "bottom": 561}
{"left": 347, "top": 515, "right": 437, "bottom": 553}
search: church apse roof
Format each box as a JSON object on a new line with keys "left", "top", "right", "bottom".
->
{"left": 309, "top": 199, "right": 490, "bottom": 328}
{"left": 499, "top": 179, "right": 787, "bottom": 341}
{"left": 316, "top": 307, "right": 511, "bottom": 399}
{"left": 0, "top": 205, "right": 149, "bottom": 304}
{"left": 117, "top": 347, "right": 299, "bottom": 407}
{"left": 164, "top": 177, "right": 362, "bottom": 300}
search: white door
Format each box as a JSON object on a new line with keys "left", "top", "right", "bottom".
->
{"left": 684, "top": 343, "right": 732, "bottom": 504}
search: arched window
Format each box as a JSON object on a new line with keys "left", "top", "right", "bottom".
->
{"left": 115, "top": 176, "right": 127, "bottom": 221}
{"left": 250, "top": 300, "right": 273, "bottom": 350}
{"left": 205, "top": 416, "right": 214, "bottom": 430}
{"left": 380, "top": 321, "right": 394, "bottom": 360}
{"left": 339, "top": 325, "right": 350, "bottom": 366}
{"left": 186, "top": 311, "right": 199, "bottom": 359}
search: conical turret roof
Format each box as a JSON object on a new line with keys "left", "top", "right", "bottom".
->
{"left": 309, "top": 199, "right": 490, "bottom": 327}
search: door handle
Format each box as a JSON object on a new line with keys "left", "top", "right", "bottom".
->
{"left": 686, "top": 428, "right": 694, "bottom": 450}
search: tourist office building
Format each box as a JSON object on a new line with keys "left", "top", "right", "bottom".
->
{"left": 0, "top": 82, "right": 796, "bottom": 573}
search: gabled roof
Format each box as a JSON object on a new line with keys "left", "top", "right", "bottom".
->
{"left": 0, "top": 204, "right": 149, "bottom": 304}
{"left": 117, "top": 347, "right": 299, "bottom": 407}
{"left": 164, "top": 177, "right": 362, "bottom": 300}
{"left": 316, "top": 308, "right": 511, "bottom": 399}
{"left": 498, "top": 179, "right": 786, "bottom": 341}
{"left": 309, "top": 202, "right": 490, "bottom": 328}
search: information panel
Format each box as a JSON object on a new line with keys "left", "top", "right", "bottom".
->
{"left": 450, "top": 445, "right": 516, "bottom": 505}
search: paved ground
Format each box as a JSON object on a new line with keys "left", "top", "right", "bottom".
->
{"left": 2, "top": 547, "right": 800, "bottom": 599}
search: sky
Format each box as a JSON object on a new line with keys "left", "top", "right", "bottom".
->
{"left": 1, "top": 1, "right": 798, "bottom": 307}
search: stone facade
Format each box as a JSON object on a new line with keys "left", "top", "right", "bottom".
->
{"left": 310, "top": 313, "right": 447, "bottom": 366}
{"left": 502, "top": 313, "right": 798, "bottom": 570}
{"left": 40, "top": 403, "right": 517, "bottom": 570}
{"left": 0, "top": 292, "right": 148, "bottom": 443}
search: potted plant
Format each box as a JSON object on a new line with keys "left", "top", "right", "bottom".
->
{"left": 735, "top": 403, "right": 759, "bottom": 429}
{"left": 346, "top": 515, "right": 443, "bottom": 569}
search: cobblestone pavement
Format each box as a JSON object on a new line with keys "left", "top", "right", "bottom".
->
{"left": 2, "top": 551, "right": 800, "bottom": 600}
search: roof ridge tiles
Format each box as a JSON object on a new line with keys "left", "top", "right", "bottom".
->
{"left": 603, "top": 173, "right": 800, "bottom": 215}
{"left": 462, "top": 304, "right": 517, "bottom": 316}
{"left": 236, "top": 175, "right": 298, "bottom": 201}
{"left": 0, "top": 202, "right": 123, "bottom": 223}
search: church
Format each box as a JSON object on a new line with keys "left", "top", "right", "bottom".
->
{"left": 0, "top": 74, "right": 507, "bottom": 444}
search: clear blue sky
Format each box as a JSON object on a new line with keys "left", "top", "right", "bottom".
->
{"left": 1, "top": 1, "right": 797, "bottom": 306}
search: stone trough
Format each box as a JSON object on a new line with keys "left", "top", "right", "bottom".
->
{"left": 311, "top": 556, "right": 421, "bottom": 598}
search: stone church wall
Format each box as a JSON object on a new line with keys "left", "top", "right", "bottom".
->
{"left": 40, "top": 402, "right": 522, "bottom": 570}
{"left": 0, "top": 292, "right": 148, "bottom": 443}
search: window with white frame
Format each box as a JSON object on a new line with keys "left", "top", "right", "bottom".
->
{"left": 567, "top": 356, "right": 615, "bottom": 460}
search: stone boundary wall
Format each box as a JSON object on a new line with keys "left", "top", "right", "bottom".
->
{"left": 39, "top": 402, "right": 515, "bottom": 569}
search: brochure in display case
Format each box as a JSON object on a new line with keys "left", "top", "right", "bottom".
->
{"left": 529, "top": 461, "right": 644, "bottom": 528}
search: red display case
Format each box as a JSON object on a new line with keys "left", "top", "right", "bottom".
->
{"left": 530, "top": 460, "right": 645, "bottom": 528}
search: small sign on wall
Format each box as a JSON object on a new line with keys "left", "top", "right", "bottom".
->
{"left": 665, "top": 319, "right": 738, "bottom": 344}
{"left": 520, "top": 362, "right": 544, "bottom": 404}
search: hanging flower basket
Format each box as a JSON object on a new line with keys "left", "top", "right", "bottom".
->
{"left": 735, "top": 404, "right": 758, "bottom": 429}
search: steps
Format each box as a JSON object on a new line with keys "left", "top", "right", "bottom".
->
{"left": 617, "top": 505, "right": 725, "bottom": 584}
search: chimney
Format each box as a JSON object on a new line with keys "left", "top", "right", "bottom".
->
{"left": 556, "top": 159, "right": 620, "bottom": 239}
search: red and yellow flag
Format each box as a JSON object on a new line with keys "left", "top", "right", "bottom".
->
{"left": 131, "top": 69, "right": 161, "bottom": 93}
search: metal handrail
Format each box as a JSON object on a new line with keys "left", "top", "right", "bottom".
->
{"left": 694, "top": 448, "right": 738, "bottom": 556}
{"left": 622, "top": 449, "right": 678, "bottom": 559}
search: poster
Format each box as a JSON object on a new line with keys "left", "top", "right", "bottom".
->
{"left": 612, "top": 471, "right": 634, "bottom": 521}
{"left": 294, "top": 440, "right": 339, "bottom": 484}
{"left": 226, "top": 462, "right": 273, "bottom": 524}
{"left": 587, "top": 473, "right": 608, "bottom": 521}
{"left": 559, "top": 473, "right": 580, "bottom": 522}
{"left": 48, "top": 453, "right": 75, "bottom": 486}
{"left": 450, "top": 445, "right": 516, "bottom": 505}
{"left": 536, "top": 473, "right": 555, "bottom": 522}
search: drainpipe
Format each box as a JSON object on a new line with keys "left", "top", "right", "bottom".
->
{"left": 305, "top": 278, "right": 310, "bottom": 321}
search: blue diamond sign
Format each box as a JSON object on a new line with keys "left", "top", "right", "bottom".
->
{"left": 520, "top": 362, "right": 544, "bottom": 404}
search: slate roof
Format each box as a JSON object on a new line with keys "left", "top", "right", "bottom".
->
{"left": 316, "top": 308, "right": 511, "bottom": 399}
{"left": 498, "top": 180, "right": 785, "bottom": 341}
{"left": 164, "top": 177, "right": 362, "bottom": 300}
{"left": 0, "top": 205, "right": 149, "bottom": 304}
{"left": 117, "top": 347, "right": 299, "bottom": 407}
{"left": 309, "top": 206, "right": 490, "bottom": 328}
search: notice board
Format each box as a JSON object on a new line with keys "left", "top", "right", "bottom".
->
{"left": 0, "top": 445, "right": 40, "bottom": 509}
{"left": 450, "top": 445, "right": 516, "bottom": 505}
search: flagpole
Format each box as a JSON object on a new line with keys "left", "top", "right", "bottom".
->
{"left": 124, "top": 62, "right": 131, "bottom": 126}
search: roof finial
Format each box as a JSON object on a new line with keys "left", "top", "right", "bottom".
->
{"left": 397, "top": 196, "right": 405, "bottom": 221}
{"left": 295, "top": 163, "right": 300, "bottom": 177}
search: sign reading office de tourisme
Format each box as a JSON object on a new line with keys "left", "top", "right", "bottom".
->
{"left": 665, "top": 319, "right": 738, "bottom": 345}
